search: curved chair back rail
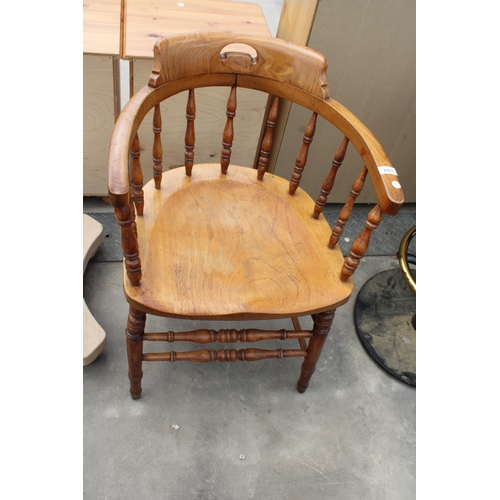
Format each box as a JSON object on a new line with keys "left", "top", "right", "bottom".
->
{"left": 108, "top": 32, "right": 403, "bottom": 215}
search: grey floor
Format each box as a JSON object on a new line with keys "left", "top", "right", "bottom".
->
{"left": 83, "top": 199, "right": 416, "bottom": 500}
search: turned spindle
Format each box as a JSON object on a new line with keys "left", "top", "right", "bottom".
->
{"left": 152, "top": 105, "right": 163, "bottom": 189}
{"left": 328, "top": 166, "right": 368, "bottom": 248}
{"left": 313, "top": 136, "right": 349, "bottom": 218}
{"left": 220, "top": 85, "right": 237, "bottom": 174}
{"left": 184, "top": 89, "right": 196, "bottom": 176}
{"left": 341, "top": 204, "right": 384, "bottom": 281}
{"left": 289, "top": 112, "right": 317, "bottom": 195}
{"left": 143, "top": 348, "right": 306, "bottom": 363}
{"left": 131, "top": 133, "right": 144, "bottom": 215}
{"left": 115, "top": 199, "right": 141, "bottom": 286}
{"left": 257, "top": 96, "right": 279, "bottom": 181}
{"left": 143, "top": 328, "right": 312, "bottom": 344}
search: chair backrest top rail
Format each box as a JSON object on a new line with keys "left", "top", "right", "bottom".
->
{"left": 108, "top": 33, "right": 404, "bottom": 215}
{"left": 148, "top": 32, "right": 329, "bottom": 101}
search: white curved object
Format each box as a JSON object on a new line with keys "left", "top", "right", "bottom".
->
{"left": 83, "top": 214, "right": 107, "bottom": 365}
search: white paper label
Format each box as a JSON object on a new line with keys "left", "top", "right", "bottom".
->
{"left": 392, "top": 181, "right": 401, "bottom": 189}
{"left": 378, "top": 166, "right": 398, "bottom": 176}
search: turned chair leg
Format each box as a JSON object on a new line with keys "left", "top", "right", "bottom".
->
{"left": 297, "top": 310, "right": 335, "bottom": 393}
{"left": 126, "top": 306, "right": 146, "bottom": 399}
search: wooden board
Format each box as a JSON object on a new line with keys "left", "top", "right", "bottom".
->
{"left": 83, "top": 54, "right": 117, "bottom": 195}
{"left": 123, "top": 0, "right": 271, "bottom": 59}
{"left": 83, "top": 0, "right": 122, "bottom": 56}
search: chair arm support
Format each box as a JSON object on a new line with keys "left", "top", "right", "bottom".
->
{"left": 108, "top": 86, "right": 157, "bottom": 208}
{"left": 322, "top": 98, "right": 405, "bottom": 216}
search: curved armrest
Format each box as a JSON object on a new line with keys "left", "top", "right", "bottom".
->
{"left": 322, "top": 98, "right": 405, "bottom": 215}
{"left": 108, "top": 86, "right": 157, "bottom": 208}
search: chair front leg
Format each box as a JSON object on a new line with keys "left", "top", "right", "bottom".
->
{"left": 126, "top": 306, "right": 146, "bottom": 399}
{"left": 297, "top": 309, "right": 335, "bottom": 393}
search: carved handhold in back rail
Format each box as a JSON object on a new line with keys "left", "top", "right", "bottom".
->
{"left": 115, "top": 201, "right": 142, "bottom": 286}
{"left": 289, "top": 112, "right": 317, "bottom": 195}
{"left": 152, "top": 105, "right": 163, "bottom": 188}
{"left": 313, "top": 136, "right": 349, "bottom": 218}
{"left": 131, "top": 133, "right": 144, "bottom": 215}
{"left": 257, "top": 96, "right": 279, "bottom": 181}
{"left": 184, "top": 89, "right": 196, "bottom": 176}
{"left": 328, "top": 166, "right": 368, "bottom": 248}
{"left": 142, "top": 348, "right": 307, "bottom": 363}
{"left": 143, "top": 328, "right": 312, "bottom": 343}
{"left": 220, "top": 85, "right": 237, "bottom": 174}
{"left": 340, "top": 204, "right": 383, "bottom": 281}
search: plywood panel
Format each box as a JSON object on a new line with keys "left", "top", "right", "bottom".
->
{"left": 83, "top": 0, "right": 121, "bottom": 196}
{"left": 274, "top": 0, "right": 416, "bottom": 203}
{"left": 83, "top": 55, "right": 116, "bottom": 195}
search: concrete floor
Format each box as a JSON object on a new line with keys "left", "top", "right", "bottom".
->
{"left": 83, "top": 254, "right": 416, "bottom": 499}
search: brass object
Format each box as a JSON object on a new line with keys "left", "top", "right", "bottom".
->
{"left": 397, "top": 226, "right": 416, "bottom": 294}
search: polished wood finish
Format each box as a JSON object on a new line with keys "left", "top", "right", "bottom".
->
{"left": 184, "top": 89, "right": 196, "bottom": 176}
{"left": 341, "top": 204, "right": 384, "bottom": 281}
{"left": 221, "top": 85, "right": 237, "bottom": 174}
{"left": 108, "top": 32, "right": 404, "bottom": 399}
{"left": 147, "top": 33, "right": 329, "bottom": 100}
{"left": 289, "top": 112, "right": 317, "bottom": 195}
{"left": 313, "top": 136, "right": 349, "bottom": 219}
{"left": 144, "top": 328, "right": 312, "bottom": 343}
{"left": 126, "top": 306, "right": 146, "bottom": 399}
{"left": 130, "top": 133, "right": 144, "bottom": 215}
{"left": 123, "top": 164, "right": 352, "bottom": 319}
{"left": 257, "top": 96, "right": 280, "bottom": 181}
{"left": 144, "top": 348, "right": 307, "bottom": 363}
{"left": 115, "top": 200, "right": 141, "bottom": 286}
{"left": 329, "top": 166, "right": 368, "bottom": 249}
{"left": 297, "top": 310, "right": 335, "bottom": 393}
{"left": 152, "top": 104, "right": 163, "bottom": 188}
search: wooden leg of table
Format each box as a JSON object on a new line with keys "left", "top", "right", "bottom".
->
{"left": 297, "top": 310, "right": 335, "bottom": 393}
{"left": 126, "top": 306, "right": 146, "bottom": 399}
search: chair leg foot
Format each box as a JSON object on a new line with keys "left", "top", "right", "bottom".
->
{"left": 130, "top": 386, "right": 142, "bottom": 400}
{"left": 126, "top": 306, "right": 146, "bottom": 400}
{"left": 296, "top": 381, "right": 309, "bottom": 393}
{"left": 296, "top": 310, "right": 335, "bottom": 392}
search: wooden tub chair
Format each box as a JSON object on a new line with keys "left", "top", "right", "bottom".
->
{"left": 107, "top": 32, "right": 404, "bottom": 399}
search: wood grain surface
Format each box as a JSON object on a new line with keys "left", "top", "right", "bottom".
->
{"left": 124, "top": 164, "right": 353, "bottom": 319}
{"left": 123, "top": 0, "right": 270, "bottom": 59}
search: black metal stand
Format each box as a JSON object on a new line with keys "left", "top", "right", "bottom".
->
{"left": 354, "top": 226, "right": 416, "bottom": 386}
